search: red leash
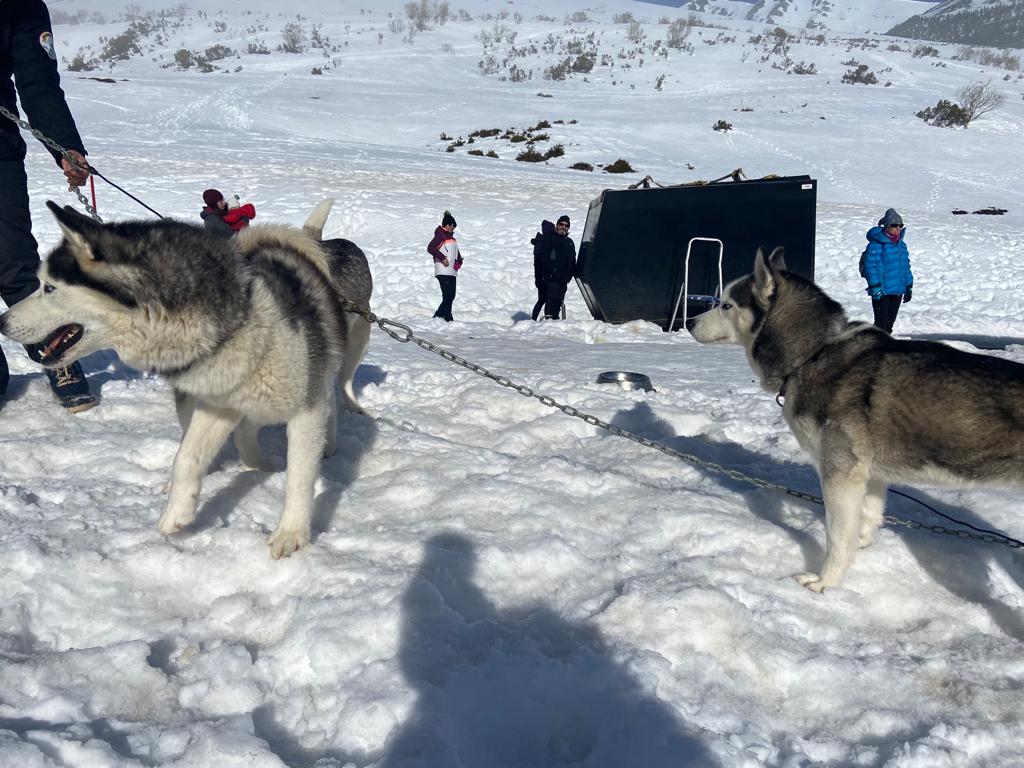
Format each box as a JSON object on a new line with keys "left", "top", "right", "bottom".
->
{"left": 89, "top": 174, "right": 97, "bottom": 213}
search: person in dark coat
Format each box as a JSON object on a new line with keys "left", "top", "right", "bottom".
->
{"left": 530, "top": 220, "right": 554, "bottom": 321}
{"left": 861, "top": 207, "right": 913, "bottom": 334}
{"left": 0, "top": 0, "right": 96, "bottom": 412}
{"left": 532, "top": 214, "right": 576, "bottom": 320}
{"left": 200, "top": 188, "right": 256, "bottom": 238}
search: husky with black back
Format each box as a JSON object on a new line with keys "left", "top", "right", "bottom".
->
{"left": 0, "top": 200, "right": 372, "bottom": 559}
{"left": 687, "top": 247, "right": 1024, "bottom": 591}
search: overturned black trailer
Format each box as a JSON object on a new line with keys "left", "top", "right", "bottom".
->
{"left": 574, "top": 175, "right": 817, "bottom": 330}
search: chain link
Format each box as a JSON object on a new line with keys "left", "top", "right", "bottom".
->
{"left": 0, "top": 104, "right": 102, "bottom": 222}
{"left": 344, "top": 299, "right": 1023, "bottom": 551}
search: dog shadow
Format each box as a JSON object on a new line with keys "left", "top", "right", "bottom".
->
{"left": 608, "top": 403, "right": 1024, "bottom": 638}
{"left": 312, "top": 411, "right": 380, "bottom": 536}
{"left": 607, "top": 402, "right": 826, "bottom": 568}
{"left": 885, "top": 490, "right": 1024, "bottom": 642}
{"left": 353, "top": 363, "right": 388, "bottom": 392}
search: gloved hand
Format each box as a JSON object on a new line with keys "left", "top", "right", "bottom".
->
{"left": 867, "top": 285, "right": 883, "bottom": 300}
{"left": 903, "top": 285, "right": 912, "bottom": 303}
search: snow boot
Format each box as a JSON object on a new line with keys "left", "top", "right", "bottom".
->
{"left": 46, "top": 361, "right": 97, "bottom": 414}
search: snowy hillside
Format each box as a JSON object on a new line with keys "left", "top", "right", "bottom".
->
{"left": 890, "top": 0, "right": 1024, "bottom": 47}
{"left": 2, "top": 1, "right": 1024, "bottom": 767}
{"left": 634, "top": 0, "right": 941, "bottom": 33}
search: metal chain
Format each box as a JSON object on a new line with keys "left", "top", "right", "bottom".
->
{"left": 0, "top": 104, "right": 102, "bottom": 222}
{"left": 345, "top": 299, "right": 1023, "bottom": 550}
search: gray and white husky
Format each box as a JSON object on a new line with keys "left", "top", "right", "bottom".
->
{"left": 688, "top": 247, "right": 1024, "bottom": 592}
{"left": 0, "top": 200, "right": 372, "bottom": 559}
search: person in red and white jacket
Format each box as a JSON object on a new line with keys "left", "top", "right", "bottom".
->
{"left": 200, "top": 188, "right": 256, "bottom": 237}
{"left": 427, "top": 210, "right": 463, "bottom": 322}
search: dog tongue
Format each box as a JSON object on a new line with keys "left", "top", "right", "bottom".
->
{"left": 43, "top": 330, "right": 68, "bottom": 358}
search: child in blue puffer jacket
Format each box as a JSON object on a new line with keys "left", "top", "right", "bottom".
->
{"left": 860, "top": 208, "right": 913, "bottom": 333}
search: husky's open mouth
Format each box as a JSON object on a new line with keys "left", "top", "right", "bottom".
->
{"left": 37, "top": 323, "right": 84, "bottom": 364}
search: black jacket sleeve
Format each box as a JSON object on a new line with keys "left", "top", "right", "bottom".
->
{"left": 8, "top": 0, "right": 86, "bottom": 165}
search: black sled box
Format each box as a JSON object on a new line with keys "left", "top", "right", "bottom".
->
{"left": 574, "top": 175, "right": 817, "bottom": 330}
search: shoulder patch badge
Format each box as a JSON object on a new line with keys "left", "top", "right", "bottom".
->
{"left": 39, "top": 31, "right": 57, "bottom": 60}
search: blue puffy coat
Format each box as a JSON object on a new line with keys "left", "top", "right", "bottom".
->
{"left": 861, "top": 226, "right": 913, "bottom": 296}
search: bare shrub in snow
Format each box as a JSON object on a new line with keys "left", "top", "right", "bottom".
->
{"left": 280, "top": 22, "right": 305, "bottom": 53}
{"left": 666, "top": 19, "right": 692, "bottom": 49}
{"left": 957, "top": 80, "right": 1005, "bottom": 123}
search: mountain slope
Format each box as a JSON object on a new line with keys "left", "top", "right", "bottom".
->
{"left": 887, "top": 0, "right": 1024, "bottom": 46}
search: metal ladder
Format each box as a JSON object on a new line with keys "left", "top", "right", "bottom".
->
{"left": 667, "top": 237, "right": 724, "bottom": 332}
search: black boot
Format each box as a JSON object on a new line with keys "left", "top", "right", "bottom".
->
{"left": 0, "top": 348, "right": 9, "bottom": 404}
{"left": 46, "top": 361, "right": 97, "bottom": 413}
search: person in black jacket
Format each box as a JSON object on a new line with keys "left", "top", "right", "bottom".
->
{"left": 530, "top": 220, "right": 553, "bottom": 321}
{"left": 531, "top": 214, "right": 576, "bottom": 320}
{"left": 0, "top": 0, "right": 95, "bottom": 412}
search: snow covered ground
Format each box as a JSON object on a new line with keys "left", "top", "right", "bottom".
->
{"left": 2, "top": 2, "right": 1024, "bottom": 766}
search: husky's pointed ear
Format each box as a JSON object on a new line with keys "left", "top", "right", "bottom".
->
{"left": 752, "top": 247, "right": 777, "bottom": 308}
{"left": 46, "top": 200, "right": 101, "bottom": 262}
{"left": 768, "top": 246, "right": 787, "bottom": 272}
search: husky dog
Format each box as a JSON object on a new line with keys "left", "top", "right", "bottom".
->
{"left": 0, "top": 200, "right": 372, "bottom": 559}
{"left": 687, "top": 247, "right": 1024, "bottom": 592}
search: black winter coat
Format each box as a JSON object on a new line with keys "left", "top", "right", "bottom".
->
{"left": 531, "top": 220, "right": 576, "bottom": 285}
{"left": 0, "top": 0, "right": 86, "bottom": 164}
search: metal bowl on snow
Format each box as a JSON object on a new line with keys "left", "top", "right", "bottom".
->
{"left": 596, "top": 371, "right": 654, "bottom": 393}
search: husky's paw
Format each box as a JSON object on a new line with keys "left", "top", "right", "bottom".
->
{"left": 794, "top": 572, "right": 829, "bottom": 593}
{"left": 858, "top": 528, "right": 877, "bottom": 549}
{"left": 268, "top": 527, "right": 309, "bottom": 559}
{"left": 158, "top": 502, "right": 197, "bottom": 535}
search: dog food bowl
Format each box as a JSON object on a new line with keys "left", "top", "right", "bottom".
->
{"left": 596, "top": 371, "right": 654, "bottom": 393}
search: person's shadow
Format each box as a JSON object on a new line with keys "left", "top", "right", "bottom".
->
{"left": 380, "top": 532, "right": 719, "bottom": 768}
{"left": 607, "top": 402, "right": 1024, "bottom": 639}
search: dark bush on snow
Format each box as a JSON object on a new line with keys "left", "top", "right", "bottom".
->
{"left": 604, "top": 158, "right": 635, "bottom": 173}
{"left": 516, "top": 147, "right": 546, "bottom": 162}
{"left": 916, "top": 99, "right": 970, "bottom": 127}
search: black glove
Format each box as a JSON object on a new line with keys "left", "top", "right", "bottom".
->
{"left": 903, "top": 285, "right": 912, "bottom": 303}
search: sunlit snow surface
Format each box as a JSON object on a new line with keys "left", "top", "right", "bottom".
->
{"left": 2, "top": 2, "right": 1024, "bottom": 766}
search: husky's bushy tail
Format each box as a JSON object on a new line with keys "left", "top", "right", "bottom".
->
{"left": 304, "top": 198, "right": 335, "bottom": 242}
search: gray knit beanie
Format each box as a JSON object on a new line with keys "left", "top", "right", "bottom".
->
{"left": 878, "top": 208, "right": 903, "bottom": 228}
